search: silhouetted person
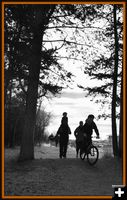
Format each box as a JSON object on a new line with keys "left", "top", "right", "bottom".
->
{"left": 48, "top": 134, "right": 59, "bottom": 147}
{"left": 61, "top": 112, "right": 68, "bottom": 125}
{"left": 83, "top": 114, "right": 100, "bottom": 151}
{"left": 54, "top": 134, "right": 59, "bottom": 147}
{"left": 56, "top": 118, "right": 71, "bottom": 158}
{"left": 74, "top": 121, "right": 84, "bottom": 158}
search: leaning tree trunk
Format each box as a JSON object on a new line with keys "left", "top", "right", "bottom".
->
{"left": 111, "top": 5, "right": 119, "bottom": 157}
{"left": 18, "top": 5, "right": 56, "bottom": 161}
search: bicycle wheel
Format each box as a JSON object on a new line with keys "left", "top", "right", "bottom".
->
{"left": 80, "top": 149, "right": 86, "bottom": 160}
{"left": 87, "top": 145, "right": 99, "bottom": 165}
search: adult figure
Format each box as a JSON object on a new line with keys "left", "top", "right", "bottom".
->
{"left": 56, "top": 118, "right": 71, "bottom": 158}
{"left": 83, "top": 114, "right": 100, "bottom": 151}
{"left": 74, "top": 121, "right": 84, "bottom": 158}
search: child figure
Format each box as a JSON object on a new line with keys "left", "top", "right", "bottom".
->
{"left": 61, "top": 112, "right": 68, "bottom": 125}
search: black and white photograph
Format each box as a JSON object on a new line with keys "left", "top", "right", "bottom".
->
{"left": 2, "top": 1, "right": 126, "bottom": 198}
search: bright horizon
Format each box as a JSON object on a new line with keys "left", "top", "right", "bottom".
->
{"left": 41, "top": 5, "right": 121, "bottom": 141}
{"left": 43, "top": 86, "right": 115, "bottom": 140}
{"left": 41, "top": 57, "right": 119, "bottom": 140}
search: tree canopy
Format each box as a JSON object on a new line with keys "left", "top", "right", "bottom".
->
{"left": 4, "top": 3, "right": 124, "bottom": 160}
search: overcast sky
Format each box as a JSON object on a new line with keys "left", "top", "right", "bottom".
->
{"left": 42, "top": 5, "right": 121, "bottom": 140}
{"left": 43, "top": 64, "right": 113, "bottom": 140}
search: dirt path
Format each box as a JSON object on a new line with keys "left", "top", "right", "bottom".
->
{"left": 4, "top": 144, "right": 122, "bottom": 196}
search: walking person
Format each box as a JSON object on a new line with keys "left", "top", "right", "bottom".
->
{"left": 74, "top": 121, "right": 84, "bottom": 158}
{"left": 56, "top": 114, "right": 71, "bottom": 158}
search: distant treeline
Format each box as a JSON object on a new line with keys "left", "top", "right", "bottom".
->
{"left": 5, "top": 98, "right": 50, "bottom": 148}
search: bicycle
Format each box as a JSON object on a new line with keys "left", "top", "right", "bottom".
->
{"left": 80, "top": 136, "right": 99, "bottom": 165}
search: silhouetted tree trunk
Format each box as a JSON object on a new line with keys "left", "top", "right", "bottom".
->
{"left": 111, "top": 5, "right": 119, "bottom": 156}
{"left": 19, "top": 36, "right": 42, "bottom": 160}
{"left": 119, "top": 72, "right": 123, "bottom": 158}
{"left": 18, "top": 6, "right": 55, "bottom": 161}
{"left": 8, "top": 79, "right": 14, "bottom": 148}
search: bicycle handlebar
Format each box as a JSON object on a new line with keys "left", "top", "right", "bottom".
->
{"left": 83, "top": 134, "right": 100, "bottom": 139}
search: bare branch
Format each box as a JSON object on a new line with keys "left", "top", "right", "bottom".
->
{"left": 37, "top": 90, "right": 47, "bottom": 99}
{"left": 43, "top": 39, "right": 66, "bottom": 43}
{"left": 48, "top": 25, "right": 105, "bottom": 31}
{"left": 55, "top": 40, "right": 66, "bottom": 51}
{"left": 54, "top": 56, "right": 83, "bottom": 61}
{"left": 43, "top": 39, "right": 100, "bottom": 50}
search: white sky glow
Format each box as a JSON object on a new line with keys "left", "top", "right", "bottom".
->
{"left": 44, "top": 87, "right": 113, "bottom": 140}
{"left": 41, "top": 4, "right": 121, "bottom": 140}
{"left": 43, "top": 65, "right": 114, "bottom": 141}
